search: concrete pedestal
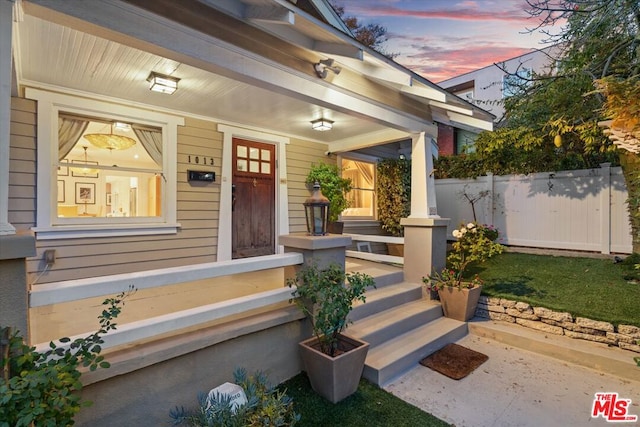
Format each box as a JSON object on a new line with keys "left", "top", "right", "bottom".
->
{"left": 279, "top": 233, "right": 352, "bottom": 281}
{"left": 0, "top": 231, "right": 36, "bottom": 338}
{"left": 400, "top": 217, "right": 449, "bottom": 284}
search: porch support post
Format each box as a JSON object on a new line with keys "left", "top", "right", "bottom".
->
{"left": 0, "top": 233, "right": 36, "bottom": 339}
{"left": 0, "top": 0, "right": 16, "bottom": 235}
{"left": 279, "top": 234, "right": 351, "bottom": 282}
{"left": 401, "top": 131, "right": 449, "bottom": 284}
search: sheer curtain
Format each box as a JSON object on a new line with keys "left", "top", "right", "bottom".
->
{"left": 353, "top": 161, "right": 374, "bottom": 209}
{"left": 58, "top": 116, "right": 89, "bottom": 160}
{"left": 133, "top": 127, "right": 162, "bottom": 166}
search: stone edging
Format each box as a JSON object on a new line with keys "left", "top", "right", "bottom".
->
{"left": 475, "top": 296, "right": 640, "bottom": 354}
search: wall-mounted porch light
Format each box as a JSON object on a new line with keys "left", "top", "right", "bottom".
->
{"left": 303, "top": 181, "right": 330, "bottom": 236}
{"left": 147, "top": 72, "right": 180, "bottom": 94}
{"left": 311, "top": 118, "right": 333, "bottom": 131}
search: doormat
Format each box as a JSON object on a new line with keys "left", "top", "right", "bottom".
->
{"left": 419, "top": 343, "right": 488, "bottom": 380}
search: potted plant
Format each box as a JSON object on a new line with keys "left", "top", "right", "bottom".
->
{"left": 375, "top": 157, "right": 411, "bottom": 255}
{"left": 306, "top": 163, "right": 352, "bottom": 234}
{"left": 287, "top": 263, "right": 374, "bottom": 403}
{"left": 423, "top": 222, "right": 504, "bottom": 321}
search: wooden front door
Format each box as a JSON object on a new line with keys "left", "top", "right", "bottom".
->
{"left": 232, "top": 138, "right": 276, "bottom": 259}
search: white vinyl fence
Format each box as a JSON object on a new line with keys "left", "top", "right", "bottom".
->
{"left": 435, "top": 164, "right": 632, "bottom": 254}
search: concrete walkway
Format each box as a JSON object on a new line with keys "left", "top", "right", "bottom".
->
{"left": 385, "top": 320, "right": 640, "bottom": 427}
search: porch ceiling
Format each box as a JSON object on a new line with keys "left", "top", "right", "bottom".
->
{"left": 13, "top": 0, "right": 493, "bottom": 155}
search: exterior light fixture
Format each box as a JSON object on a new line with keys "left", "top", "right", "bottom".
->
{"left": 311, "top": 118, "right": 333, "bottom": 131}
{"left": 303, "top": 181, "right": 330, "bottom": 236}
{"left": 147, "top": 71, "right": 180, "bottom": 94}
{"left": 313, "top": 58, "right": 342, "bottom": 79}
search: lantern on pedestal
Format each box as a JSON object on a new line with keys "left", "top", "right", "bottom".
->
{"left": 304, "top": 181, "right": 330, "bottom": 236}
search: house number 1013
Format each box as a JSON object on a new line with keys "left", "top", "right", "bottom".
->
{"left": 188, "top": 155, "right": 214, "bottom": 165}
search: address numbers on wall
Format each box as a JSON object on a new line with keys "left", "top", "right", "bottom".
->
{"left": 187, "top": 155, "right": 214, "bottom": 166}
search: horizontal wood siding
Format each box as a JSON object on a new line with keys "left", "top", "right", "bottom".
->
{"left": 9, "top": 98, "right": 37, "bottom": 230}
{"left": 285, "top": 138, "right": 330, "bottom": 233}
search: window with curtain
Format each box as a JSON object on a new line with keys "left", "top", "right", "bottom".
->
{"left": 56, "top": 113, "right": 163, "bottom": 219}
{"left": 341, "top": 158, "right": 375, "bottom": 219}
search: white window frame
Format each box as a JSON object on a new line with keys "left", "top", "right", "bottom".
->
{"left": 339, "top": 153, "right": 377, "bottom": 221}
{"left": 28, "top": 88, "right": 184, "bottom": 240}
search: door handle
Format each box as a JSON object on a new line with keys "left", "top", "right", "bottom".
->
{"left": 232, "top": 184, "right": 236, "bottom": 212}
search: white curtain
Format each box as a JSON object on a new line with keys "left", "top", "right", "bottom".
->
{"left": 133, "top": 127, "right": 162, "bottom": 167}
{"left": 58, "top": 116, "right": 89, "bottom": 160}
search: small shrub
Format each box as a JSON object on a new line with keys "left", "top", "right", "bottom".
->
{"left": 0, "top": 287, "right": 134, "bottom": 426}
{"left": 170, "top": 368, "right": 300, "bottom": 426}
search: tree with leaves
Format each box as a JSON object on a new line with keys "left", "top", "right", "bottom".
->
{"left": 330, "top": 2, "right": 396, "bottom": 58}
{"left": 440, "top": 0, "right": 640, "bottom": 249}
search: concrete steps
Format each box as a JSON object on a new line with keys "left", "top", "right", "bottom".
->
{"left": 361, "top": 316, "right": 467, "bottom": 386}
{"left": 343, "top": 259, "right": 470, "bottom": 386}
{"left": 344, "top": 276, "right": 468, "bottom": 386}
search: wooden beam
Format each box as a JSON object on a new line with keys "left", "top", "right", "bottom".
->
{"left": 245, "top": 5, "right": 294, "bottom": 25}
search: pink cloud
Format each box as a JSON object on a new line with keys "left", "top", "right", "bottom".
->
{"left": 401, "top": 43, "right": 532, "bottom": 82}
{"left": 341, "top": 1, "right": 534, "bottom": 24}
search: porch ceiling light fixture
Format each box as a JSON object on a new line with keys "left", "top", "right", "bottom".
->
{"left": 84, "top": 124, "right": 137, "bottom": 151}
{"left": 147, "top": 71, "right": 180, "bottom": 94}
{"left": 311, "top": 118, "right": 333, "bottom": 131}
{"left": 314, "top": 58, "right": 341, "bottom": 79}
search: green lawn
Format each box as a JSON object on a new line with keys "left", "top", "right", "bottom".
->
{"left": 280, "top": 373, "right": 450, "bottom": 427}
{"left": 471, "top": 252, "right": 640, "bottom": 327}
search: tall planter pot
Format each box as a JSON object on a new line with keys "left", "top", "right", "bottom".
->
{"left": 299, "top": 334, "right": 369, "bottom": 404}
{"left": 437, "top": 285, "right": 482, "bottom": 321}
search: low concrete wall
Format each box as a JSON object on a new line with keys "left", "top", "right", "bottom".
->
{"left": 476, "top": 296, "right": 640, "bottom": 354}
{"left": 75, "top": 312, "right": 308, "bottom": 426}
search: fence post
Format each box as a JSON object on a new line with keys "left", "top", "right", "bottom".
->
{"left": 485, "top": 172, "right": 494, "bottom": 226}
{"left": 600, "top": 163, "right": 612, "bottom": 254}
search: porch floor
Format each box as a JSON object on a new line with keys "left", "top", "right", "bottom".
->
{"left": 28, "top": 258, "right": 402, "bottom": 345}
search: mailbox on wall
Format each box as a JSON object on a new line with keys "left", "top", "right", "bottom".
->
{"left": 188, "top": 170, "right": 215, "bottom": 182}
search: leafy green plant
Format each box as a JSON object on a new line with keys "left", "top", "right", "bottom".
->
{"left": 306, "top": 163, "right": 353, "bottom": 222}
{"left": 424, "top": 222, "right": 503, "bottom": 291}
{"left": 0, "top": 287, "right": 134, "bottom": 427}
{"left": 376, "top": 157, "right": 411, "bottom": 237}
{"left": 170, "top": 368, "right": 300, "bottom": 426}
{"left": 287, "top": 263, "right": 374, "bottom": 357}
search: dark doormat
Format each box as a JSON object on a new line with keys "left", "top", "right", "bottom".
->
{"left": 419, "top": 343, "right": 489, "bottom": 380}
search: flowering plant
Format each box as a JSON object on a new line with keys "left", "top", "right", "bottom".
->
{"left": 423, "top": 222, "right": 503, "bottom": 291}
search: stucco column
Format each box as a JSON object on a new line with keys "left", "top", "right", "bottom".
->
{"left": 401, "top": 131, "right": 449, "bottom": 284}
{"left": 279, "top": 233, "right": 351, "bottom": 282}
{"left": 0, "top": 0, "right": 16, "bottom": 235}
{"left": 0, "top": 233, "right": 36, "bottom": 339}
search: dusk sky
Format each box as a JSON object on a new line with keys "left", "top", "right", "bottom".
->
{"left": 337, "top": 0, "right": 554, "bottom": 83}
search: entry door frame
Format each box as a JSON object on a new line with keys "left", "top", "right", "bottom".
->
{"left": 216, "top": 124, "right": 290, "bottom": 261}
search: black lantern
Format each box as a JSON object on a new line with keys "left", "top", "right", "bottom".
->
{"left": 304, "top": 181, "right": 330, "bottom": 236}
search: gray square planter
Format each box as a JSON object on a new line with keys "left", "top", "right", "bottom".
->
{"left": 299, "top": 334, "right": 369, "bottom": 403}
